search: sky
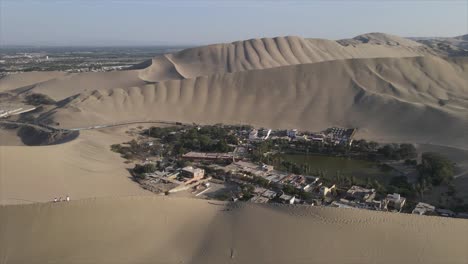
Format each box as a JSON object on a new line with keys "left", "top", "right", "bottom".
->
{"left": 1, "top": 0, "right": 467, "bottom": 46}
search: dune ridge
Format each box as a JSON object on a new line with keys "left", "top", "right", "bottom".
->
{"left": 1, "top": 33, "right": 468, "bottom": 263}
{"left": 53, "top": 56, "right": 468, "bottom": 148}
{"left": 1, "top": 195, "right": 467, "bottom": 264}
{"left": 138, "top": 34, "right": 435, "bottom": 82}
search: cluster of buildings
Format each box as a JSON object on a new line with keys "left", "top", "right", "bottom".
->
{"left": 247, "top": 127, "right": 357, "bottom": 146}
{"left": 328, "top": 186, "right": 406, "bottom": 212}
{"left": 411, "top": 202, "right": 468, "bottom": 219}
{"left": 182, "top": 151, "right": 234, "bottom": 162}
{"left": 130, "top": 124, "right": 467, "bottom": 219}
{"left": 142, "top": 165, "right": 209, "bottom": 194}
{"left": 220, "top": 160, "right": 409, "bottom": 213}
{"left": 226, "top": 159, "right": 411, "bottom": 213}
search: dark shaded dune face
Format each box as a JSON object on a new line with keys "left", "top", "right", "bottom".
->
{"left": 54, "top": 56, "right": 468, "bottom": 148}
{"left": 16, "top": 126, "right": 80, "bottom": 146}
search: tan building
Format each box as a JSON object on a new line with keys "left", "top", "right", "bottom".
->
{"left": 346, "top": 185, "right": 376, "bottom": 203}
{"left": 181, "top": 166, "right": 205, "bottom": 184}
{"left": 384, "top": 193, "right": 406, "bottom": 212}
{"left": 319, "top": 184, "right": 336, "bottom": 197}
{"left": 412, "top": 202, "right": 436, "bottom": 215}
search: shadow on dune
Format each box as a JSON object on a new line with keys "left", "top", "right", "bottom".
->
{"left": 17, "top": 126, "right": 80, "bottom": 146}
{"left": 1, "top": 197, "right": 468, "bottom": 264}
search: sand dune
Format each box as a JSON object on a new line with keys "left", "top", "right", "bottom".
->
{"left": 139, "top": 33, "right": 434, "bottom": 82}
{"left": 0, "top": 34, "right": 466, "bottom": 205}
{"left": 52, "top": 56, "right": 468, "bottom": 148}
{"left": 0, "top": 71, "right": 67, "bottom": 93}
{"left": 1, "top": 33, "right": 468, "bottom": 263}
{"left": 1, "top": 196, "right": 467, "bottom": 264}
{"left": 0, "top": 129, "right": 23, "bottom": 146}
{"left": 25, "top": 70, "right": 146, "bottom": 101}
{"left": 0, "top": 128, "right": 150, "bottom": 205}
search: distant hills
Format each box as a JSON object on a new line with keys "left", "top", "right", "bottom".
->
{"left": 409, "top": 34, "right": 468, "bottom": 56}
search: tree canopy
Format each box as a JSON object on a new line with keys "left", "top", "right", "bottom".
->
{"left": 418, "top": 152, "right": 455, "bottom": 186}
{"left": 378, "top": 143, "right": 417, "bottom": 160}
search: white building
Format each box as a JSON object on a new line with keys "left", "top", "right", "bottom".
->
{"left": 181, "top": 166, "right": 205, "bottom": 179}
{"left": 412, "top": 202, "right": 436, "bottom": 215}
{"left": 279, "top": 194, "right": 295, "bottom": 204}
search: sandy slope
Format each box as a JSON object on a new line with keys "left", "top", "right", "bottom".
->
{"left": 0, "top": 33, "right": 467, "bottom": 264}
{"left": 0, "top": 71, "right": 67, "bottom": 92}
{"left": 138, "top": 34, "right": 434, "bottom": 82}
{"left": 27, "top": 70, "right": 146, "bottom": 101}
{"left": 0, "top": 128, "right": 150, "bottom": 205}
{"left": 0, "top": 130, "right": 23, "bottom": 146}
{"left": 1, "top": 196, "right": 467, "bottom": 264}
{"left": 54, "top": 56, "right": 468, "bottom": 148}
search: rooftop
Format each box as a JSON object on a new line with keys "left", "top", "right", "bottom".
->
{"left": 412, "top": 202, "right": 435, "bottom": 215}
{"left": 279, "top": 194, "right": 294, "bottom": 201}
{"left": 182, "top": 151, "right": 233, "bottom": 160}
{"left": 386, "top": 193, "right": 405, "bottom": 202}
{"left": 250, "top": 196, "right": 270, "bottom": 203}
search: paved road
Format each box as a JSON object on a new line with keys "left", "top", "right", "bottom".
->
{"left": 58, "top": 120, "right": 181, "bottom": 131}
{"left": 0, "top": 119, "right": 185, "bottom": 133}
{"left": 0, "top": 120, "right": 58, "bottom": 133}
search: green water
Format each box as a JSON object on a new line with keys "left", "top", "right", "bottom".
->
{"left": 281, "top": 154, "right": 392, "bottom": 182}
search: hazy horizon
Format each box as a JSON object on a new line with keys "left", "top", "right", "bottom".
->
{"left": 1, "top": 0, "right": 467, "bottom": 46}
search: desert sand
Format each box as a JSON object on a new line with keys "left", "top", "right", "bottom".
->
{"left": 0, "top": 71, "right": 67, "bottom": 92}
{"left": 0, "top": 33, "right": 467, "bottom": 203}
{"left": 138, "top": 33, "right": 434, "bottom": 82}
{"left": 51, "top": 56, "right": 468, "bottom": 149}
{"left": 1, "top": 196, "right": 467, "bottom": 264}
{"left": 1, "top": 33, "right": 468, "bottom": 263}
{"left": 1, "top": 35, "right": 465, "bottom": 149}
{"left": 0, "top": 128, "right": 150, "bottom": 205}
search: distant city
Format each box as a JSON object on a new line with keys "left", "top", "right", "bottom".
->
{"left": 0, "top": 46, "right": 192, "bottom": 76}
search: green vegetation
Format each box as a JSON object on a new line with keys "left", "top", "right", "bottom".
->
{"left": 213, "top": 192, "right": 231, "bottom": 201}
{"left": 241, "top": 184, "right": 255, "bottom": 200}
{"left": 24, "top": 93, "right": 56, "bottom": 106}
{"left": 418, "top": 152, "right": 455, "bottom": 186}
{"left": 377, "top": 143, "right": 417, "bottom": 160}
{"left": 146, "top": 125, "right": 235, "bottom": 155}
{"left": 268, "top": 154, "right": 392, "bottom": 186}
{"left": 404, "top": 159, "right": 418, "bottom": 166}
{"left": 132, "top": 163, "right": 157, "bottom": 180}
{"left": 386, "top": 176, "right": 413, "bottom": 197}
{"left": 111, "top": 142, "right": 138, "bottom": 159}
{"left": 351, "top": 139, "right": 379, "bottom": 152}
{"left": 282, "top": 184, "right": 312, "bottom": 200}
{"left": 110, "top": 140, "right": 160, "bottom": 160}
{"left": 250, "top": 138, "right": 355, "bottom": 161}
